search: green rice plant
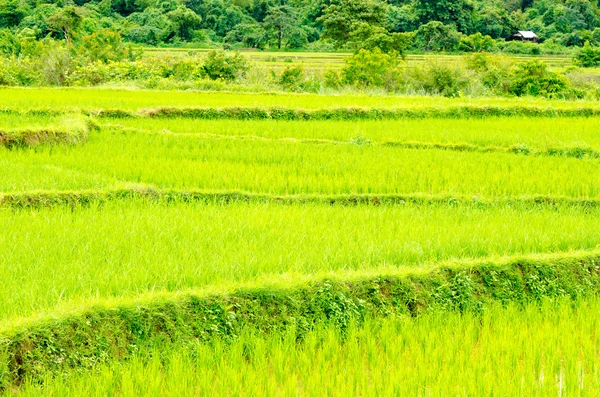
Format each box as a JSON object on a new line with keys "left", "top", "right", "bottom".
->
{"left": 3, "top": 131, "right": 599, "bottom": 198}
{"left": 13, "top": 298, "right": 600, "bottom": 396}
{"left": 2, "top": 87, "right": 600, "bottom": 112}
{"left": 1, "top": 201, "right": 600, "bottom": 322}
{"left": 104, "top": 116, "right": 600, "bottom": 158}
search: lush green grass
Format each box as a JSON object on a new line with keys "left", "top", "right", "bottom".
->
{"left": 12, "top": 298, "right": 600, "bottom": 396}
{"left": 3, "top": 129, "right": 599, "bottom": 197}
{"left": 2, "top": 87, "right": 600, "bottom": 112}
{"left": 107, "top": 116, "right": 600, "bottom": 152}
{"left": 1, "top": 200, "right": 600, "bottom": 321}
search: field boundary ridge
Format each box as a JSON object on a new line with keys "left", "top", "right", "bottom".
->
{"left": 5, "top": 105, "right": 600, "bottom": 120}
{"left": 2, "top": 188, "right": 600, "bottom": 210}
{"left": 0, "top": 117, "right": 93, "bottom": 149}
{"left": 1, "top": 250, "right": 599, "bottom": 389}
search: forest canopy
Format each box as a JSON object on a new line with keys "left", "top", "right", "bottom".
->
{"left": 1, "top": 0, "right": 600, "bottom": 51}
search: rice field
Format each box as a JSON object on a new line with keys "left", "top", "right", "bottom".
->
{"left": 12, "top": 298, "right": 600, "bottom": 396}
{"left": 142, "top": 49, "right": 584, "bottom": 73}
{"left": 1, "top": 87, "right": 600, "bottom": 394}
{"left": 3, "top": 87, "right": 600, "bottom": 111}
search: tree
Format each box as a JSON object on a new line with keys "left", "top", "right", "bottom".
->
{"left": 474, "top": 1, "right": 514, "bottom": 39}
{"left": 224, "top": 22, "right": 267, "bottom": 49}
{"left": 263, "top": 5, "right": 295, "bottom": 49}
{"left": 318, "top": 0, "right": 389, "bottom": 47}
{"left": 166, "top": 6, "right": 201, "bottom": 41}
{"left": 414, "top": 21, "right": 461, "bottom": 52}
{"left": 0, "top": 0, "right": 27, "bottom": 28}
{"left": 46, "top": 6, "right": 83, "bottom": 45}
{"left": 349, "top": 23, "right": 413, "bottom": 56}
{"left": 415, "top": 0, "right": 474, "bottom": 33}
{"left": 76, "top": 29, "right": 138, "bottom": 63}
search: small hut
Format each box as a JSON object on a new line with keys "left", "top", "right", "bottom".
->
{"left": 512, "top": 31, "right": 539, "bottom": 42}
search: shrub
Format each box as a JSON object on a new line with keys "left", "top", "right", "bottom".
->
{"left": 409, "top": 63, "right": 470, "bottom": 97}
{"left": 510, "top": 60, "right": 569, "bottom": 97}
{"left": 341, "top": 48, "right": 404, "bottom": 90}
{"left": 202, "top": 50, "right": 248, "bottom": 81}
{"left": 573, "top": 41, "right": 600, "bottom": 68}
{"left": 38, "top": 42, "right": 72, "bottom": 85}
{"left": 323, "top": 69, "right": 342, "bottom": 89}
{"left": 465, "top": 52, "right": 513, "bottom": 93}
{"left": 75, "top": 30, "right": 141, "bottom": 64}
{"left": 498, "top": 41, "right": 541, "bottom": 55}
{"left": 458, "top": 33, "right": 496, "bottom": 53}
{"left": 278, "top": 64, "right": 304, "bottom": 91}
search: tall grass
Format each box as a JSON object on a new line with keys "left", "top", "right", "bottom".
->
{"left": 1, "top": 201, "right": 600, "bottom": 321}
{"left": 13, "top": 298, "right": 600, "bottom": 396}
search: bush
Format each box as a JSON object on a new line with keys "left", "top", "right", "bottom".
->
{"left": 323, "top": 69, "right": 342, "bottom": 89}
{"left": 498, "top": 41, "right": 541, "bottom": 55}
{"left": 510, "top": 60, "right": 569, "bottom": 97}
{"left": 202, "top": 50, "right": 248, "bottom": 81}
{"left": 341, "top": 48, "right": 404, "bottom": 90}
{"left": 458, "top": 33, "right": 496, "bottom": 53}
{"left": 409, "top": 63, "right": 470, "bottom": 97}
{"left": 278, "top": 64, "right": 304, "bottom": 91}
{"left": 465, "top": 52, "right": 513, "bottom": 93}
{"left": 573, "top": 41, "right": 600, "bottom": 68}
{"left": 75, "top": 30, "right": 141, "bottom": 64}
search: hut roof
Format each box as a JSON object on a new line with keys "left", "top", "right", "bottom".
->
{"left": 515, "top": 31, "right": 538, "bottom": 39}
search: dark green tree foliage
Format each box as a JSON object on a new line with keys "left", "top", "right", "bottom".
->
{"left": 263, "top": 5, "right": 296, "bottom": 49}
{"left": 318, "top": 0, "right": 389, "bottom": 46}
{"left": 4, "top": 0, "right": 600, "bottom": 50}
{"left": 46, "top": 6, "right": 83, "bottom": 44}
{"left": 0, "top": 0, "right": 26, "bottom": 28}
{"left": 414, "top": 21, "right": 460, "bottom": 51}
{"left": 166, "top": 6, "right": 202, "bottom": 40}
{"left": 415, "top": 0, "right": 475, "bottom": 33}
{"left": 224, "top": 22, "right": 266, "bottom": 48}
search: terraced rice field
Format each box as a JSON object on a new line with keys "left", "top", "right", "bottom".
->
{"left": 1, "top": 88, "right": 600, "bottom": 394}
{"left": 142, "top": 49, "right": 584, "bottom": 73}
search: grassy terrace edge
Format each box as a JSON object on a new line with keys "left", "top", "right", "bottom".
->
{"left": 1, "top": 250, "right": 600, "bottom": 390}
{"left": 5, "top": 105, "right": 600, "bottom": 120}
{"left": 3, "top": 188, "right": 600, "bottom": 210}
{"left": 0, "top": 119, "right": 93, "bottom": 149}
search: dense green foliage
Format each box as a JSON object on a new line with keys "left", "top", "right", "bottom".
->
{"left": 2, "top": 0, "right": 600, "bottom": 52}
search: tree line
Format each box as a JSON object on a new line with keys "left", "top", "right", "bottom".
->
{"left": 2, "top": 0, "right": 600, "bottom": 51}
